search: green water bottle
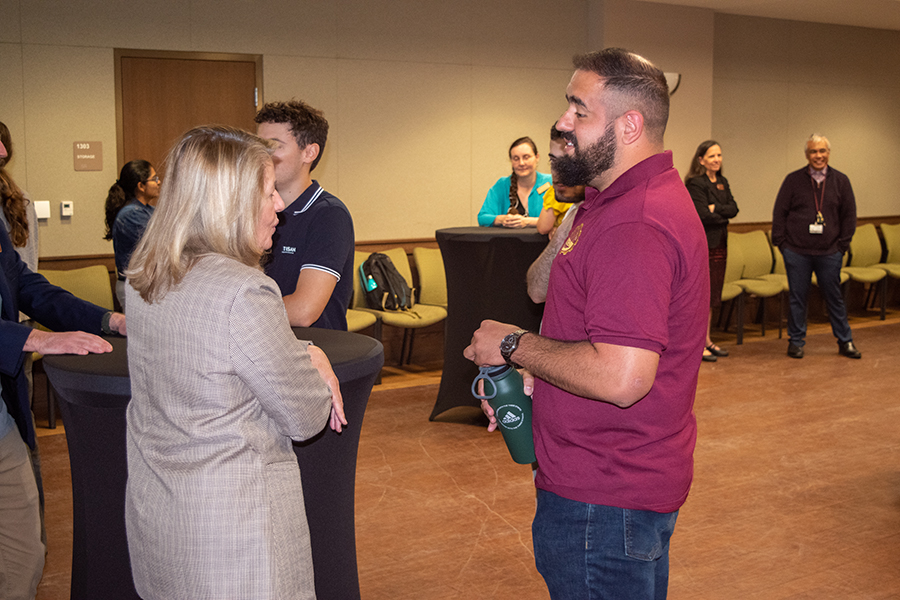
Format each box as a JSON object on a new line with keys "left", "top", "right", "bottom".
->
{"left": 472, "top": 365, "right": 536, "bottom": 464}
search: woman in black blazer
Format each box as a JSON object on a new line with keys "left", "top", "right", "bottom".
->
{"left": 685, "top": 140, "right": 739, "bottom": 362}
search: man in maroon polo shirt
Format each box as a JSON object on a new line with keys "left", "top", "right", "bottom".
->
{"left": 465, "top": 48, "right": 708, "bottom": 599}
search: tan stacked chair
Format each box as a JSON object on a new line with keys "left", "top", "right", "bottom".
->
{"left": 876, "top": 223, "right": 900, "bottom": 282}
{"left": 841, "top": 223, "right": 887, "bottom": 320}
{"left": 353, "top": 248, "right": 447, "bottom": 365}
{"left": 720, "top": 231, "right": 783, "bottom": 344}
{"left": 36, "top": 265, "right": 114, "bottom": 428}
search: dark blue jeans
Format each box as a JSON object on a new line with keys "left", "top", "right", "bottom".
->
{"left": 532, "top": 489, "right": 678, "bottom": 600}
{"left": 782, "top": 247, "right": 852, "bottom": 346}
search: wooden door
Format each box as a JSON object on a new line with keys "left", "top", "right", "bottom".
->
{"left": 116, "top": 51, "right": 262, "bottom": 172}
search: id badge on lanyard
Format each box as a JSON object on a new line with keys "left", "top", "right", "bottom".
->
{"left": 810, "top": 179, "right": 825, "bottom": 235}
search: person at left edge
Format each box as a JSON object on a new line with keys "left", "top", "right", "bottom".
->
{"left": 256, "top": 100, "right": 355, "bottom": 330}
{"left": 1, "top": 219, "right": 125, "bottom": 600}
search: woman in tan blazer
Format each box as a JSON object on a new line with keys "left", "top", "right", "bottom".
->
{"left": 124, "top": 125, "right": 346, "bottom": 600}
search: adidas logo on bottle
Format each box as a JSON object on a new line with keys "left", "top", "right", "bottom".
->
{"left": 502, "top": 412, "right": 520, "bottom": 424}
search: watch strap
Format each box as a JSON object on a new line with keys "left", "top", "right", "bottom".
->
{"left": 500, "top": 328, "right": 528, "bottom": 369}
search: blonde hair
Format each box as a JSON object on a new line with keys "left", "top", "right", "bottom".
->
{"left": 126, "top": 125, "right": 275, "bottom": 304}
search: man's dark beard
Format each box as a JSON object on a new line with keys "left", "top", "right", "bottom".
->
{"left": 554, "top": 122, "right": 617, "bottom": 187}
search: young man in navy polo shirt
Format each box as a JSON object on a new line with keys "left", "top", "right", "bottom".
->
{"left": 256, "top": 100, "right": 355, "bottom": 330}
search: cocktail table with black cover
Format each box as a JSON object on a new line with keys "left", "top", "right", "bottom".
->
{"left": 432, "top": 227, "right": 547, "bottom": 420}
{"left": 43, "top": 328, "right": 383, "bottom": 600}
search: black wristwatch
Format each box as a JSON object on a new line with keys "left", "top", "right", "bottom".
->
{"left": 499, "top": 329, "right": 528, "bottom": 369}
{"left": 101, "top": 311, "right": 115, "bottom": 335}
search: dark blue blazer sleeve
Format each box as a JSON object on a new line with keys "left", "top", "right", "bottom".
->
{"left": 1, "top": 229, "right": 106, "bottom": 337}
{"left": 1, "top": 225, "right": 107, "bottom": 448}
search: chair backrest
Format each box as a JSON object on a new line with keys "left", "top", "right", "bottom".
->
{"left": 731, "top": 231, "right": 773, "bottom": 279}
{"left": 412, "top": 247, "right": 447, "bottom": 307}
{"left": 353, "top": 248, "right": 415, "bottom": 307}
{"left": 724, "top": 232, "right": 744, "bottom": 284}
{"left": 848, "top": 223, "right": 883, "bottom": 267}
{"left": 767, "top": 231, "right": 786, "bottom": 275}
{"left": 352, "top": 250, "right": 370, "bottom": 309}
{"left": 381, "top": 248, "right": 414, "bottom": 288}
{"left": 881, "top": 223, "right": 900, "bottom": 264}
{"left": 39, "top": 266, "right": 114, "bottom": 311}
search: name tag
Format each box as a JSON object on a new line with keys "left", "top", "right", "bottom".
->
{"left": 809, "top": 224, "right": 824, "bottom": 234}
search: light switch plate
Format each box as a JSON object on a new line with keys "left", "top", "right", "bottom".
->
{"left": 35, "top": 201, "right": 51, "bottom": 219}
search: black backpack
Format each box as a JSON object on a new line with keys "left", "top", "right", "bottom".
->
{"left": 360, "top": 253, "right": 416, "bottom": 311}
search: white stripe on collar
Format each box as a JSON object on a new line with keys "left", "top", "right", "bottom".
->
{"left": 293, "top": 185, "right": 324, "bottom": 215}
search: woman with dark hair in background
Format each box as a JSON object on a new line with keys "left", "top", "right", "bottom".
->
{"left": 685, "top": 140, "right": 740, "bottom": 362}
{"left": 478, "top": 136, "right": 552, "bottom": 228}
{"left": 104, "top": 159, "right": 159, "bottom": 310}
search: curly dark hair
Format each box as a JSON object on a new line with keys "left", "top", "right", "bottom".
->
{"left": 0, "top": 121, "right": 30, "bottom": 248}
{"left": 254, "top": 100, "right": 329, "bottom": 172}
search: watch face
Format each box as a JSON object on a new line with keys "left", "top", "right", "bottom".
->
{"left": 500, "top": 330, "right": 523, "bottom": 361}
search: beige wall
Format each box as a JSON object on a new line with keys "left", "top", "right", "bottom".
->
{"left": 0, "top": 0, "right": 586, "bottom": 256}
{"left": 600, "top": 0, "right": 715, "bottom": 179}
{"left": 713, "top": 14, "right": 900, "bottom": 223}
{"left": 2, "top": 0, "right": 899, "bottom": 257}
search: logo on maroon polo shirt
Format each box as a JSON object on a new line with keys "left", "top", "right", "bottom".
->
{"left": 560, "top": 223, "right": 583, "bottom": 256}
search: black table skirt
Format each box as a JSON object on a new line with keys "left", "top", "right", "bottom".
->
{"left": 44, "top": 328, "right": 383, "bottom": 600}
{"left": 431, "top": 227, "right": 546, "bottom": 420}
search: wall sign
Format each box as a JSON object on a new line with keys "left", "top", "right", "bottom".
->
{"left": 73, "top": 142, "right": 102, "bottom": 171}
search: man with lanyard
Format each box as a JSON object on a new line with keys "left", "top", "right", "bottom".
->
{"left": 772, "top": 134, "right": 860, "bottom": 359}
{"left": 255, "top": 100, "right": 355, "bottom": 330}
{"left": 465, "top": 48, "right": 708, "bottom": 599}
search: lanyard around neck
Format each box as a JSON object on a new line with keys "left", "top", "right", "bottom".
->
{"left": 810, "top": 175, "right": 826, "bottom": 224}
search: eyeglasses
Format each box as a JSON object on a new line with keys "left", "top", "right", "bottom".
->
{"left": 143, "top": 175, "right": 160, "bottom": 184}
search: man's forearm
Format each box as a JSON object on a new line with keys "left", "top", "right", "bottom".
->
{"left": 511, "top": 333, "right": 658, "bottom": 408}
{"left": 284, "top": 269, "right": 337, "bottom": 327}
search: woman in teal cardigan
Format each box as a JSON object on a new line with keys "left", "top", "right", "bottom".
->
{"left": 478, "top": 136, "right": 552, "bottom": 227}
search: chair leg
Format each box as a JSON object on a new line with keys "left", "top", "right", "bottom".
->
{"left": 760, "top": 297, "right": 767, "bottom": 337}
{"left": 736, "top": 294, "right": 745, "bottom": 345}
{"left": 372, "top": 318, "right": 383, "bottom": 344}
{"left": 778, "top": 292, "right": 784, "bottom": 339}
{"left": 372, "top": 319, "right": 383, "bottom": 385}
{"left": 863, "top": 284, "right": 875, "bottom": 313}
{"left": 752, "top": 297, "right": 767, "bottom": 336}
{"left": 47, "top": 380, "right": 57, "bottom": 430}
{"left": 880, "top": 278, "right": 887, "bottom": 320}
{"left": 398, "top": 329, "right": 407, "bottom": 365}
{"left": 721, "top": 300, "right": 735, "bottom": 332}
{"left": 407, "top": 329, "right": 417, "bottom": 365}
{"left": 400, "top": 329, "right": 412, "bottom": 365}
